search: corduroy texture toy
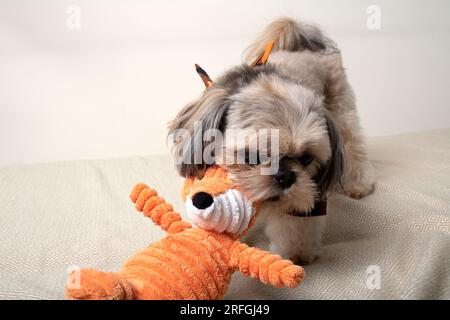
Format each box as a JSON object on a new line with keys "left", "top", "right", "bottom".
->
{"left": 65, "top": 166, "right": 305, "bottom": 300}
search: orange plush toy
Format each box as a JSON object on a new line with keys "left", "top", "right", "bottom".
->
{"left": 66, "top": 166, "right": 305, "bottom": 300}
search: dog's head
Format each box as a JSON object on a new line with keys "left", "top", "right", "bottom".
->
{"left": 169, "top": 65, "right": 344, "bottom": 216}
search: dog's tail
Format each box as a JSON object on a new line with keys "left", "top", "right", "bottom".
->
{"left": 244, "top": 17, "right": 337, "bottom": 64}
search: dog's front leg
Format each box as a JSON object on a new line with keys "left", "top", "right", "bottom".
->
{"left": 265, "top": 211, "right": 326, "bottom": 265}
{"left": 338, "top": 121, "right": 376, "bottom": 199}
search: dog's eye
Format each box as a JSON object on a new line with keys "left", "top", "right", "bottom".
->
{"left": 298, "top": 154, "right": 314, "bottom": 166}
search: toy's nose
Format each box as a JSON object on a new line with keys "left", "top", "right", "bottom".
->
{"left": 192, "top": 192, "right": 214, "bottom": 209}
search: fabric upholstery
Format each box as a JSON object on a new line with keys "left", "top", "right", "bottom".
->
{"left": 0, "top": 129, "right": 449, "bottom": 299}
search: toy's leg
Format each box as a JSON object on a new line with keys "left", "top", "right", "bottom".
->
{"left": 66, "top": 269, "right": 134, "bottom": 300}
{"left": 230, "top": 242, "right": 305, "bottom": 288}
{"left": 130, "top": 183, "right": 191, "bottom": 234}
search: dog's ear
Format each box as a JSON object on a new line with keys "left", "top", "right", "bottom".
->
{"left": 168, "top": 88, "right": 229, "bottom": 177}
{"left": 315, "top": 114, "right": 344, "bottom": 197}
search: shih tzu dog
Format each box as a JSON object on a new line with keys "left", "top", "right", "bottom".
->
{"left": 168, "top": 17, "right": 375, "bottom": 263}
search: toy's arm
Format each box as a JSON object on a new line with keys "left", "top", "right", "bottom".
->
{"left": 130, "top": 183, "right": 191, "bottom": 234}
{"left": 229, "top": 241, "right": 305, "bottom": 288}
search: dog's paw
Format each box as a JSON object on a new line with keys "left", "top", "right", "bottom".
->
{"left": 342, "top": 162, "right": 375, "bottom": 199}
{"left": 344, "top": 182, "right": 375, "bottom": 199}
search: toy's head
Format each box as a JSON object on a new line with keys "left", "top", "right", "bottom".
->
{"left": 182, "top": 166, "right": 260, "bottom": 238}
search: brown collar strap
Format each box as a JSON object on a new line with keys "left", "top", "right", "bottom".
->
{"left": 308, "top": 200, "right": 327, "bottom": 217}
{"left": 295, "top": 200, "right": 328, "bottom": 217}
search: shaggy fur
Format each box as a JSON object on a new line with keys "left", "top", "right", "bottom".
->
{"left": 169, "top": 17, "right": 375, "bottom": 264}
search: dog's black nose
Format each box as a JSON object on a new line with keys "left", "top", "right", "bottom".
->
{"left": 192, "top": 192, "right": 214, "bottom": 209}
{"left": 274, "top": 170, "right": 297, "bottom": 189}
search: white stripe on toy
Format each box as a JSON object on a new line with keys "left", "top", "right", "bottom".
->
{"left": 186, "top": 189, "right": 254, "bottom": 235}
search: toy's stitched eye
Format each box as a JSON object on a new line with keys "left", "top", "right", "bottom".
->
{"left": 298, "top": 154, "right": 314, "bottom": 166}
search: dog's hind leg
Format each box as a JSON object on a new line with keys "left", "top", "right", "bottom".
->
{"left": 322, "top": 55, "right": 375, "bottom": 199}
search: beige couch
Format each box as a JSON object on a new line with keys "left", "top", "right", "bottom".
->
{"left": 0, "top": 129, "right": 449, "bottom": 299}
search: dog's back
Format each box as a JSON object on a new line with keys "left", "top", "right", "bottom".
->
{"left": 245, "top": 17, "right": 347, "bottom": 101}
{"left": 245, "top": 17, "right": 337, "bottom": 59}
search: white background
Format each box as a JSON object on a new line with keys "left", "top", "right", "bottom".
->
{"left": 1, "top": 0, "right": 449, "bottom": 167}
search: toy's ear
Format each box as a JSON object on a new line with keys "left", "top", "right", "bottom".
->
{"left": 168, "top": 89, "right": 229, "bottom": 178}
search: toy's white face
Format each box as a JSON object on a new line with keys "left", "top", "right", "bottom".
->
{"left": 186, "top": 188, "right": 254, "bottom": 235}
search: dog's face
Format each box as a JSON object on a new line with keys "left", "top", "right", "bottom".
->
{"left": 169, "top": 66, "right": 343, "bottom": 215}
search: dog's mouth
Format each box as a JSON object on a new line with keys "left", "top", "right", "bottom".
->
{"left": 287, "top": 201, "right": 328, "bottom": 217}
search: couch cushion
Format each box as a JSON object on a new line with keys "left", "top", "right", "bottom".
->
{"left": 0, "top": 129, "right": 449, "bottom": 299}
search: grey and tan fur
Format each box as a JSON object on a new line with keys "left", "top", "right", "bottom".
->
{"left": 169, "top": 17, "right": 375, "bottom": 263}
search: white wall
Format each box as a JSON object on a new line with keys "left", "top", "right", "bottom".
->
{"left": 1, "top": 0, "right": 450, "bottom": 167}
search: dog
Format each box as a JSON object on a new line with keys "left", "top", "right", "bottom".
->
{"left": 168, "top": 17, "right": 375, "bottom": 264}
